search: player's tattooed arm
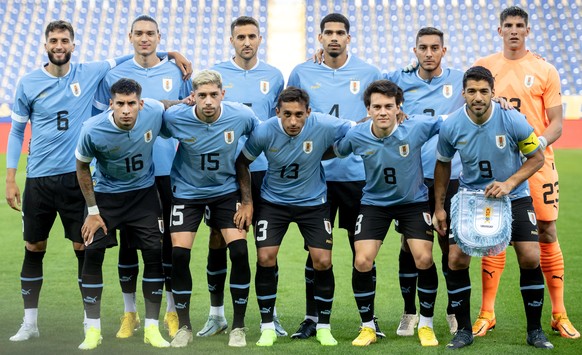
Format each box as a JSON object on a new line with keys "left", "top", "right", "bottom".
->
{"left": 234, "top": 152, "right": 253, "bottom": 231}
{"left": 433, "top": 160, "right": 451, "bottom": 237}
{"left": 76, "top": 159, "right": 108, "bottom": 245}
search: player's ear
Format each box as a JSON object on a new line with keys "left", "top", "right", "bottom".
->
{"left": 442, "top": 46, "right": 447, "bottom": 55}
{"left": 139, "top": 99, "right": 144, "bottom": 110}
{"left": 306, "top": 107, "right": 311, "bottom": 116}
{"left": 230, "top": 36, "right": 234, "bottom": 45}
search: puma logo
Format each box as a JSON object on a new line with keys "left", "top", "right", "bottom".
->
{"left": 552, "top": 274, "right": 564, "bottom": 281}
{"left": 483, "top": 269, "right": 495, "bottom": 278}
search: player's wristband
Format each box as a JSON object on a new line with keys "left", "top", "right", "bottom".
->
{"left": 538, "top": 136, "right": 548, "bottom": 151}
{"left": 87, "top": 205, "right": 100, "bottom": 215}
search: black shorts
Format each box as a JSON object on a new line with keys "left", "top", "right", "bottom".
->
{"left": 449, "top": 197, "right": 538, "bottom": 245}
{"left": 172, "top": 191, "right": 239, "bottom": 233}
{"left": 354, "top": 202, "right": 434, "bottom": 242}
{"left": 254, "top": 199, "right": 333, "bottom": 250}
{"left": 326, "top": 180, "right": 365, "bottom": 233}
{"left": 22, "top": 172, "right": 84, "bottom": 244}
{"left": 88, "top": 186, "right": 163, "bottom": 250}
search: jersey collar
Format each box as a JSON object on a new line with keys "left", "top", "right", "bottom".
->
{"left": 192, "top": 103, "right": 224, "bottom": 124}
{"left": 321, "top": 54, "right": 351, "bottom": 70}
{"left": 132, "top": 56, "right": 168, "bottom": 69}
{"left": 463, "top": 101, "right": 497, "bottom": 126}
{"left": 230, "top": 56, "right": 260, "bottom": 71}
{"left": 369, "top": 119, "right": 399, "bottom": 140}
{"left": 277, "top": 116, "right": 305, "bottom": 137}
{"left": 41, "top": 63, "right": 72, "bottom": 78}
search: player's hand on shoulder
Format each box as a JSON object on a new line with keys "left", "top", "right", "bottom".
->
{"left": 5, "top": 181, "right": 21, "bottom": 211}
{"left": 402, "top": 60, "right": 418, "bottom": 73}
{"left": 81, "top": 214, "right": 108, "bottom": 246}
{"left": 312, "top": 48, "right": 324, "bottom": 64}
{"left": 493, "top": 97, "right": 514, "bottom": 110}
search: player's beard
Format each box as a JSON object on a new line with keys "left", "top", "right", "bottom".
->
{"left": 47, "top": 50, "right": 72, "bottom": 66}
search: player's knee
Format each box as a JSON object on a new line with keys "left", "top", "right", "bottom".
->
{"left": 257, "top": 248, "right": 277, "bottom": 267}
{"left": 537, "top": 220, "right": 557, "bottom": 243}
{"left": 208, "top": 228, "right": 227, "bottom": 248}
{"left": 311, "top": 253, "right": 332, "bottom": 270}
{"left": 227, "top": 239, "right": 248, "bottom": 263}
{"left": 26, "top": 241, "right": 47, "bottom": 252}
{"left": 83, "top": 248, "right": 106, "bottom": 275}
{"left": 354, "top": 255, "right": 373, "bottom": 272}
{"left": 414, "top": 253, "right": 434, "bottom": 270}
{"left": 172, "top": 246, "right": 191, "bottom": 267}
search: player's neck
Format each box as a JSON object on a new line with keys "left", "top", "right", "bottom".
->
{"left": 323, "top": 52, "right": 348, "bottom": 69}
{"left": 502, "top": 46, "right": 528, "bottom": 60}
{"left": 418, "top": 66, "right": 443, "bottom": 81}
{"left": 134, "top": 53, "right": 161, "bottom": 68}
{"left": 45, "top": 61, "right": 71, "bottom": 77}
{"left": 233, "top": 56, "right": 257, "bottom": 70}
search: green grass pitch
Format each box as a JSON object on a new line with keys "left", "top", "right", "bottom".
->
{"left": 1, "top": 150, "right": 581, "bottom": 354}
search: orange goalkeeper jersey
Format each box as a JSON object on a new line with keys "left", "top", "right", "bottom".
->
{"left": 474, "top": 51, "right": 562, "bottom": 157}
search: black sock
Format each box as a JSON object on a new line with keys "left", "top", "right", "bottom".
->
{"left": 398, "top": 249, "right": 417, "bottom": 314}
{"left": 207, "top": 247, "right": 228, "bottom": 307}
{"left": 172, "top": 247, "right": 192, "bottom": 329}
{"left": 441, "top": 253, "right": 454, "bottom": 315}
{"left": 255, "top": 263, "right": 276, "bottom": 324}
{"left": 520, "top": 266, "right": 545, "bottom": 331}
{"left": 162, "top": 231, "right": 173, "bottom": 292}
{"left": 417, "top": 263, "right": 438, "bottom": 318}
{"left": 118, "top": 233, "right": 139, "bottom": 294}
{"left": 82, "top": 248, "right": 106, "bottom": 319}
{"left": 142, "top": 248, "right": 164, "bottom": 320}
{"left": 447, "top": 268, "right": 471, "bottom": 330}
{"left": 228, "top": 240, "right": 250, "bottom": 328}
{"left": 305, "top": 254, "right": 317, "bottom": 317}
{"left": 21, "top": 248, "right": 45, "bottom": 309}
{"left": 74, "top": 249, "right": 85, "bottom": 298}
{"left": 314, "top": 267, "right": 335, "bottom": 325}
{"left": 352, "top": 268, "right": 375, "bottom": 323}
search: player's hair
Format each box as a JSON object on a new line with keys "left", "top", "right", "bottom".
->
{"left": 110, "top": 78, "right": 142, "bottom": 98}
{"left": 416, "top": 27, "right": 444, "bottom": 45}
{"left": 363, "top": 80, "right": 404, "bottom": 108}
{"left": 192, "top": 69, "right": 223, "bottom": 90}
{"left": 230, "top": 16, "right": 260, "bottom": 35}
{"left": 277, "top": 87, "right": 310, "bottom": 109}
{"left": 45, "top": 20, "right": 74, "bottom": 40}
{"left": 131, "top": 15, "right": 159, "bottom": 33}
{"left": 463, "top": 66, "right": 495, "bottom": 90}
{"left": 500, "top": 6, "right": 528, "bottom": 26}
{"left": 320, "top": 13, "right": 350, "bottom": 33}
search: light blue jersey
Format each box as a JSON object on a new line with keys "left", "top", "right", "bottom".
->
{"left": 75, "top": 99, "right": 165, "bottom": 193}
{"left": 94, "top": 57, "right": 192, "bottom": 176}
{"left": 335, "top": 115, "right": 441, "bottom": 206}
{"left": 437, "top": 102, "right": 537, "bottom": 200}
{"left": 384, "top": 67, "right": 464, "bottom": 179}
{"left": 288, "top": 56, "right": 381, "bottom": 181}
{"left": 242, "top": 112, "right": 353, "bottom": 206}
{"left": 212, "top": 58, "right": 284, "bottom": 172}
{"left": 162, "top": 101, "right": 259, "bottom": 199}
{"left": 8, "top": 60, "right": 117, "bottom": 177}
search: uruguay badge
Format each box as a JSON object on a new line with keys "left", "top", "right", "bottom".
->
{"left": 399, "top": 144, "right": 409, "bottom": 157}
{"left": 260, "top": 80, "right": 270, "bottom": 94}
{"left": 70, "top": 82, "right": 81, "bottom": 97}
{"left": 163, "top": 78, "right": 173, "bottom": 92}
{"left": 224, "top": 130, "right": 235, "bottom": 144}
{"left": 303, "top": 141, "right": 313, "bottom": 154}
{"left": 442, "top": 84, "right": 453, "bottom": 98}
{"left": 496, "top": 135, "right": 506, "bottom": 149}
{"left": 144, "top": 130, "right": 153, "bottom": 143}
{"left": 350, "top": 80, "right": 360, "bottom": 94}
{"left": 524, "top": 75, "right": 535, "bottom": 88}
{"left": 527, "top": 210, "right": 537, "bottom": 225}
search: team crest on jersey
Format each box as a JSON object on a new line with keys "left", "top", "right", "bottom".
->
{"left": 399, "top": 144, "right": 409, "bottom": 157}
{"left": 496, "top": 135, "right": 506, "bottom": 149}
{"left": 163, "top": 78, "right": 173, "bottom": 92}
{"left": 524, "top": 75, "right": 535, "bottom": 88}
{"left": 70, "top": 82, "right": 81, "bottom": 97}
{"left": 260, "top": 80, "right": 270, "bottom": 94}
{"left": 144, "top": 130, "right": 153, "bottom": 143}
{"left": 442, "top": 84, "right": 453, "bottom": 98}
{"left": 303, "top": 141, "right": 313, "bottom": 154}
{"left": 224, "top": 130, "right": 235, "bottom": 144}
{"left": 423, "top": 212, "right": 432, "bottom": 226}
{"left": 350, "top": 80, "right": 360, "bottom": 94}
{"left": 324, "top": 219, "right": 332, "bottom": 234}
{"left": 528, "top": 210, "right": 537, "bottom": 225}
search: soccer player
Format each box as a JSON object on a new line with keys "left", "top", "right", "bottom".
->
{"left": 287, "top": 12, "right": 383, "bottom": 339}
{"left": 434, "top": 66, "right": 552, "bottom": 349}
{"left": 334, "top": 80, "right": 441, "bottom": 347}
{"left": 471, "top": 6, "right": 579, "bottom": 339}
{"left": 76, "top": 78, "right": 169, "bottom": 350}
{"left": 234, "top": 86, "right": 354, "bottom": 347}
{"left": 92, "top": 15, "right": 192, "bottom": 340}
{"left": 161, "top": 70, "right": 258, "bottom": 348}
{"left": 384, "top": 27, "right": 464, "bottom": 336}
{"left": 198, "top": 15, "right": 286, "bottom": 338}
{"left": 5, "top": 20, "right": 133, "bottom": 342}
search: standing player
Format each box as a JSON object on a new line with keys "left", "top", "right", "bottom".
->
{"left": 434, "top": 66, "right": 552, "bottom": 349}
{"left": 92, "top": 15, "right": 192, "bottom": 340}
{"left": 234, "top": 87, "right": 354, "bottom": 347}
{"left": 334, "top": 80, "right": 442, "bottom": 347}
{"left": 287, "top": 13, "right": 382, "bottom": 339}
{"left": 76, "top": 78, "right": 169, "bottom": 350}
{"left": 162, "top": 70, "right": 258, "bottom": 348}
{"left": 472, "top": 6, "right": 579, "bottom": 339}
{"left": 197, "top": 15, "right": 286, "bottom": 338}
{"left": 384, "top": 27, "right": 464, "bottom": 336}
